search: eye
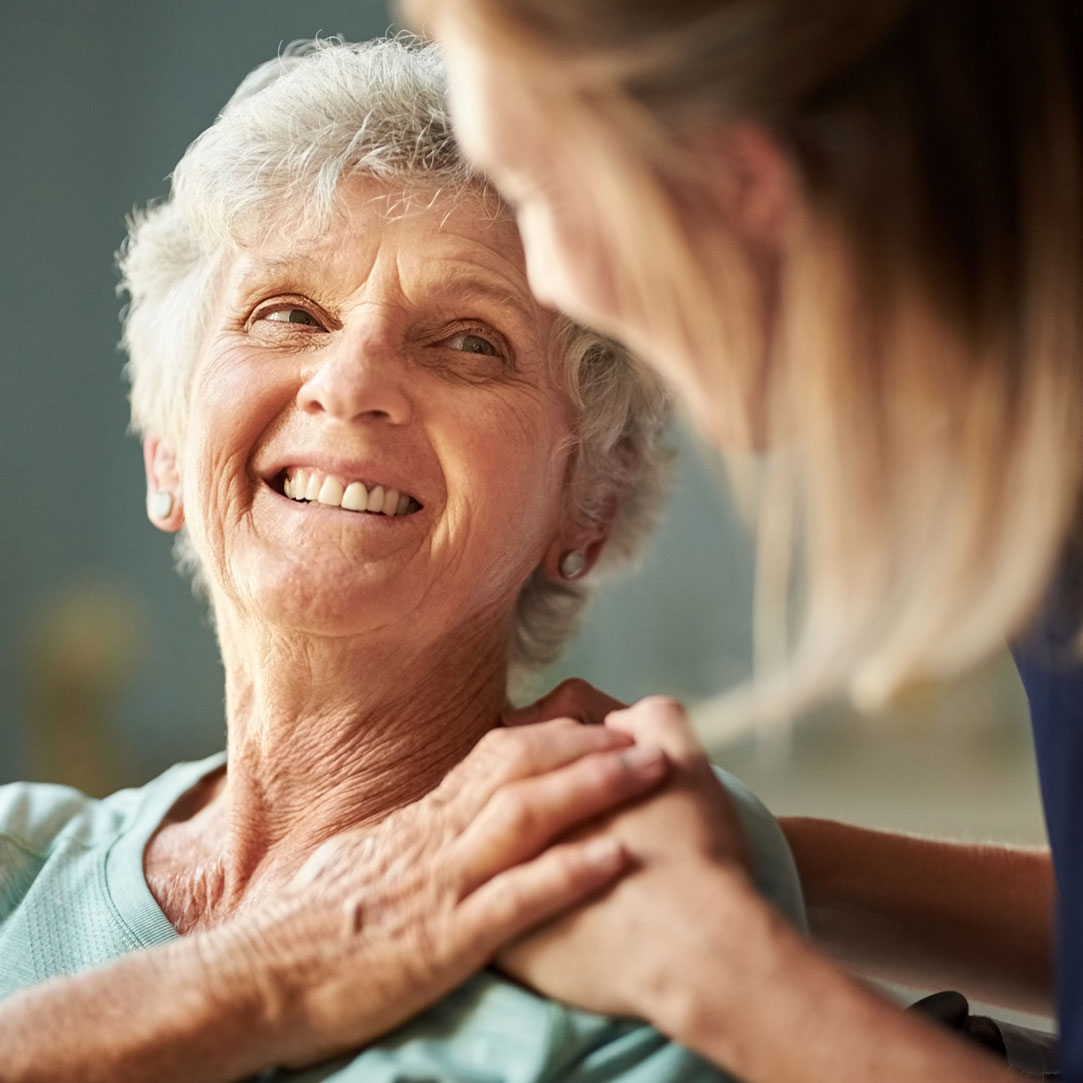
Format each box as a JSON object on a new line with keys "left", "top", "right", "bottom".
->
{"left": 448, "top": 331, "right": 499, "bottom": 356}
{"left": 422, "top": 323, "right": 513, "bottom": 383}
{"left": 260, "top": 306, "right": 323, "bottom": 328}
{"left": 244, "top": 299, "right": 331, "bottom": 344}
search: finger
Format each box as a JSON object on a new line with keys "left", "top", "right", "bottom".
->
{"left": 453, "top": 834, "right": 629, "bottom": 961}
{"left": 503, "top": 677, "right": 628, "bottom": 727}
{"left": 605, "top": 695, "right": 707, "bottom": 762}
{"left": 433, "top": 717, "right": 636, "bottom": 820}
{"left": 607, "top": 699, "right": 751, "bottom": 865}
{"left": 453, "top": 743, "right": 668, "bottom": 894}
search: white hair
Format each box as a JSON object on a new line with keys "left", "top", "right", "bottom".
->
{"left": 118, "top": 35, "right": 671, "bottom": 677}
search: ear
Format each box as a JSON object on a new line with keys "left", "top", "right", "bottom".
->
{"left": 541, "top": 497, "right": 616, "bottom": 583}
{"left": 142, "top": 433, "right": 185, "bottom": 533}
{"left": 704, "top": 122, "right": 793, "bottom": 254}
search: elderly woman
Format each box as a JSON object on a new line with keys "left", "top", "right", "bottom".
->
{"left": 0, "top": 38, "right": 804, "bottom": 1083}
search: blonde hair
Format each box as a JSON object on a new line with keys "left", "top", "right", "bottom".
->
{"left": 413, "top": 0, "right": 1083, "bottom": 713}
{"left": 118, "top": 36, "right": 671, "bottom": 679}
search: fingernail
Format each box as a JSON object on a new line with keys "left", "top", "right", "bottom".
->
{"left": 584, "top": 836, "right": 624, "bottom": 870}
{"left": 620, "top": 743, "right": 666, "bottom": 774}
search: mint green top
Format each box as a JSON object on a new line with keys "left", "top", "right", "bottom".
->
{"left": 0, "top": 753, "right": 805, "bottom": 1082}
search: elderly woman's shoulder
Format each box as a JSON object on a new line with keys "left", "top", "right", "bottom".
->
{"left": 0, "top": 754, "right": 223, "bottom": 1001}
{"left": 0, "top": 778, "right": 132, "bottom": 860}
{"left": 0, "top": 754, "right": 223, "bottom": 873}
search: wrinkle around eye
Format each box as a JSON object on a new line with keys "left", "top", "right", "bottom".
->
{"left": 420, "top": 343, "right": 514, "bottom": 386}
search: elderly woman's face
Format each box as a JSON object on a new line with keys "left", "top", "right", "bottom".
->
{"left": 173, "top": 180, "right": 574, "bottom": 643}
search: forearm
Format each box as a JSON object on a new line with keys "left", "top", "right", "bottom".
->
{"left": 0, "top": 933, "right": 274, "bottom": 1083}
{"left": 654, "top": 870, "right": 1019, "bottom": 1083}
{"left": 780, "top": 817, "right": 1054, "bottom": 1014}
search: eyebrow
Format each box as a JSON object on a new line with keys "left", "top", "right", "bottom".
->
{"left": 229, "top": 253, "right": 327, "bottom": 293}
{"left": 227, "top": 253, "right": 544, "bottom": 329}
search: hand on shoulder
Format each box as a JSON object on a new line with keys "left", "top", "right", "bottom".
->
{"left": 498, "top": 695, "right": 756, "bottom": 1022}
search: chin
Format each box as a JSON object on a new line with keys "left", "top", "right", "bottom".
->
{"left": 224, "top": 553, "right": 410, "bottom": 638}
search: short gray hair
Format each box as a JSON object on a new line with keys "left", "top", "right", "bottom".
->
{"left": 118, "top": 35, "right": 671, "bottom": 677}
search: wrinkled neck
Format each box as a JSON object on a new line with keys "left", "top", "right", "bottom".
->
{"left": 145, "top": 608, "right": 512, "bottom": 928}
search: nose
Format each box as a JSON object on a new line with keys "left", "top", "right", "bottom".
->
{"left": 297, "top": 328, "right": 412, "bottom": 425}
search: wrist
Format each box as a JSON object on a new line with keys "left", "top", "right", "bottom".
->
{"left": 201, "top": 894, "right": 375, "bottom": 1071}
{"left": 649, "top": 867, "right": 1020, "bottom": 1083}
{"left": 0, "top": 935, "right": 282, "bottom": 1083}
{"left": 147, "top": 916, "right": 322, "bottom": 1080}
{"left": 639, "top": 864, "right": 779, "bottom": 1056}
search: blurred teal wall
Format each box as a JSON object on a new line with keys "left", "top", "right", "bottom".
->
{"left": 0, "top": 0, "right": 757, "bottom": 789}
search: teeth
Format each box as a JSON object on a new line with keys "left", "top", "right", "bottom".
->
{"left": 317, "top": 476, "right": 345, "bottom": 507}
{"left": 342, "top": 481, "right": 369, "bottom": 512}
{"left": 282, "top": 469, "right": 416, "bottom": 517}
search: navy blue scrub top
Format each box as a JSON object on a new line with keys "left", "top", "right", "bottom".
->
{"left": 1013, "top": 552, "right": 1083, "bottom": 1081}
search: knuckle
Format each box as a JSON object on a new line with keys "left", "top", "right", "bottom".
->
{"left": 485, "top": 877, "right": 529, "bottom": 929}
{"left": 471, "top": 727, "right": 528, "bottom": 777}
{"left": 499, "top": 741, "right": 535, "bottom": 780}
{"left": 579, "top": 750, "right": 624, "bottom": 789}
{"left": 639, "top": 694, "right": 686, "bottom": 718}
{"left": 476, "top": 726, "right": 509, "bottom": 752}
{"left": 489, "top": 788, "right": 538, "bottom": 839}
{"left": 433, "top": 758, "right": 467, "bottom": 794}
{"left": 559, "top": 847, "right": 598, "bottom": 891}
{"left": 625, "top": 695, "right": 689, "bottom": 734}
{"left": 544, "top": 841, "right": 605, "bottom": 898}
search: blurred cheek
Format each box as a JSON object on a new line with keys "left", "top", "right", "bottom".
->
{"left": 518, "top": 203, "right": 615, "bottom": 331}
{"left": 518, "top": 206, "right": 569, "bottom": 310}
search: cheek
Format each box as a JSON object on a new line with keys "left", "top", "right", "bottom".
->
{"left": 438, "top": 399, "right": 569, "bottom": 551}
{"left": 179, "top": 433, "right": 249, "bottom": 569}
{"left": 519, "top": 203, "right": 620, "bottom": 337}
{"left": 189, "top": 347, "right": 291, "bottom": 458}
{"left": 181, "top": 354, "right": 284, "bottom": 539}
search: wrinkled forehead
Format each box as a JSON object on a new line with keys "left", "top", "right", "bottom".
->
{"left": 224, "top": 175, "right": 530, "bottom": 299}
{"left": 212, "top": 168, "right": 507, "bottom": 252}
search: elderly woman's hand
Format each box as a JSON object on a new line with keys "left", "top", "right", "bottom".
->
{"left": 205, "top": 717, "right": 669, "bottom": 1070}
{"left": 496, "top": 697, "right": 752, "bottom": 1021}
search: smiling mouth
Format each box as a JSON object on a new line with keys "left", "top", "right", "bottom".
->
{"left": 272, "top": 468, "right": 422, "bottom": 517}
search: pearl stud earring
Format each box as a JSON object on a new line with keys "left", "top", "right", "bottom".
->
{"left": 559, "top": 550, "right": 587, "bottom": 580}
{"left": 148, "top": 490, "right": 174, "bottom": 521}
